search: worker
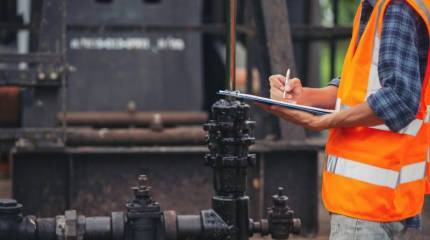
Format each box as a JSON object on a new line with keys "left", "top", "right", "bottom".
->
{"left": 258, "top": 0, "right": 430, "bottom": 239}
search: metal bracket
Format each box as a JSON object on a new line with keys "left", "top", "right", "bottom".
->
{"left": 0, "top": 128, "right": 65, "bottom": 151}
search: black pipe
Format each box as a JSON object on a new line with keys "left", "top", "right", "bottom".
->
{"left": 35, "top": 218, "right": 56, "bottom": 240}
{"left": 85, "top": 217, "right": 112, "bottom": 240}
{"left": 164, "top": 210, "right": 231, "bottom": 240}
{"left": 0, "top": 199, "right": 123, "bottom": 240}
{"left": 0, "top": 214, "right": 120, "bottom": 240}
{"left": 177, "top": 215, "right": 202, "bottom": 239}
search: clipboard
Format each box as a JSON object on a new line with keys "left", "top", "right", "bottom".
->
{"left": 218, "top": 90, "right": 335, "bottom": 116}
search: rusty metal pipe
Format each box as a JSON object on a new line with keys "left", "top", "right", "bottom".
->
{"left": 58, "top": 112, "right": 208, "bottom": 127}
{"left": 66, "top": 127, "right": 206, "bottom": 146}
{"left": 0, "top": 87, "right": 20, "bottom": 127}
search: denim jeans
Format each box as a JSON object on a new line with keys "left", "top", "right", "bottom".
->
{"left": 330, "top": 214, "right": 423, "bottom": 240}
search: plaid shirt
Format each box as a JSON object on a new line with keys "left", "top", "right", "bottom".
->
{"left": 330, "top": 0, "right": 429, "bottom": 132}
{"left": 330, "top": 0, "right": 428, "bottom": 229}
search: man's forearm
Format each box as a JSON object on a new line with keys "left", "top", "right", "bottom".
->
{"left": 318, "top": 102, "right": 384, "bottom": 129}
{"left": 298, "top": 86, "right": 338, "bottom": 109}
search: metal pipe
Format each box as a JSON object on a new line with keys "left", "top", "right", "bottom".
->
{"left": 226, "top": 0, "right": 237, "bottom": 90}
{"left": 85, "top": 217, "right": 112, "bottom": 240}
{"left": 0, "top": 88, "right": 20, "bottom": 126}
{"left": 35, "top": 218, "right": 56, "bottom": 240}
{"left": 164, "top": 210, "right": 231, "bottom": 240}
{"left": 66, "top": 127, "right": 206, "bottom": 146}
{"left": 58, "top": 112, "right": 208, "bottom": 127}
{"left": 177, "top": 215, "right": 203, "bottom": 239}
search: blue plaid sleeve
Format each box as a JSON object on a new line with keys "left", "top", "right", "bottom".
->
{"left": 367, "top": 1, "right": 423, "bottom": 132}
{"left": 328, "top": 77, "right": 340, "bottom": 87}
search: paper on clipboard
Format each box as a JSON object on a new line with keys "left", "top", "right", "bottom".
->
{"left": 218, "top": 90, "right": 335, "bottom": 116}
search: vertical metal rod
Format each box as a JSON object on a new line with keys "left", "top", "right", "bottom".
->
{"left": 330, "top": 0, "right": 339, "bottom": 77}
{"left": 60, "top": 0, "right": 68, "bottom": 143}
{"left": 245, "top": 0, "right": 254, "bottom": 94}
{"left": 226, "top": 0, "right": 237, "bottom": 91}
{"left": 66, "top": 155, "right": 75, "bottom": 209}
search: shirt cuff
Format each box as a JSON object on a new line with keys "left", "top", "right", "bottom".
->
{"left": 367, "top": 88, "right": 416, "bottom": 132}
{"left": 328, "top": 77, "right": 340, "bottom": 87}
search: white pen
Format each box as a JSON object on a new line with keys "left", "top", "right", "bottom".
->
{"left": 283, "top": 68, "right": 291, "bottom": 99}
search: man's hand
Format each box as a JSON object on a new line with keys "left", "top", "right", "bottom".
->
{"left": 263, "top": 74, "right": 333, "bottom": 131}
{"left": 262, "top": 74, "right": 384, "bottom": 130}
{"left": 256, "top": 103, "right": 331, "bottom": 131}
{"left": 269, "top": 75, "right": 303, "bottom": 104}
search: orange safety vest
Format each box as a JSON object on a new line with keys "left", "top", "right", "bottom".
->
{"left": 425, "top": 51, "right": 430, "bottom": 193}
{"left": 323, "top": 0, "right": 430, "bottom": 222}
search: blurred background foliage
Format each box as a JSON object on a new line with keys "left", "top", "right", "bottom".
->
{"left": 319, "top": 0, "right": 360, "bottom": 85}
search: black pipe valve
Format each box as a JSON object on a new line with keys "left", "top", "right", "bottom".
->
{"left": 0, "top": 199, "right": 23, "bottom": 220}
{"left": 267, "top": 188, "right": 301, "bottom": 240}
{"left": 0, "top": 199, "right": 37, "bottom": 240}
{"left": 125, "top": 175, "right": 163, "bottom": 240}
{"left": 203, "top": 99, "right": 256, "bottom": 197}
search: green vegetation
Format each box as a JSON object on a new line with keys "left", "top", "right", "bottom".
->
{"left": 319, "top": 0, "right": 360, "bottom": 85}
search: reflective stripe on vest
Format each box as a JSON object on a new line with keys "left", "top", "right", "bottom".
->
{"left": 326, "top": 155, "right": 426, "bottom": 189}
{"left": 370, "top": 119, "right": 423, "bottom": 136}
{"left": 339, "top": 103, "right": 423, "bottom": 136}
{"left": 425, "top": 105, "right": 430, "bottom": 123}
{"left": 424, "top": 105, "right": 430, "bottom": 163}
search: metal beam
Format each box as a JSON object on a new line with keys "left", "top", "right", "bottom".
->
{"left": 291, "top": 26, "right": 351, "bottom": 41}
{"left": 0, "top": 69, "right": 60, "bottom": 87}
{"left": 57, "top": 112, "right": 208, "bottom": 127}
{"left": 1, "top": 22, "right": 352, "bottom": 40}
{"left": 254, "top": 0, "right": 306, "bottom": 141}
{"left": 0, "top": 128, "right": 64, "bottom": 151}
{"left": 0, "top": 53, "right": 62, "bottom": 63}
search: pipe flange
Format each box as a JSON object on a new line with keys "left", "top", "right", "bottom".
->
{"left": 111, "top": 212, "right": 125, "bottom": 240}
{"left": 56, "top": 215, "right": 65, "bottom": 239}
{"left": 56, "top": 210, "right": 85, "bottom": 240}
{"left": 260, "top": 219, "right": 270, "bottom": 236}
{"left": 163, "top": 211, "right": 178, "bottom": 240}
{"left": 0, "top": 199, "right": 23, "bottom": 215}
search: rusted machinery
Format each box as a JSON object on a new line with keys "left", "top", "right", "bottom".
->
{"left": 0, "top": 87, "right": 20, "bottom": 127}
{"left": 0, "top": 99, "right": 300, "bottom": 240}
{"left": 1, "top": 0, "right": 325, "bottom": 235}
